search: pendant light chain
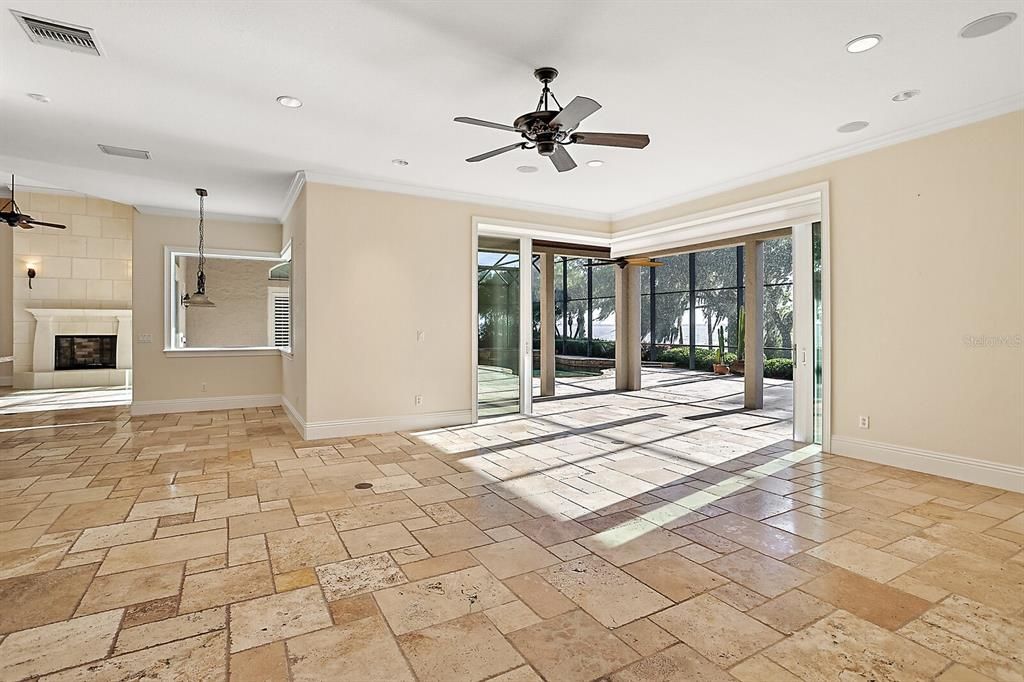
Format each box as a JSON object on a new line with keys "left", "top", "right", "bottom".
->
{"left": 198, "top": 191, "right": 206, "bottom": 275}
{"left": 184, "top": 187, "right": 214, "bottom": 307}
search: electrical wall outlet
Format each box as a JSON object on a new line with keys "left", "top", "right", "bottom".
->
{"left": 201, "top": 383, "right": 207, "bottom": 393}
{"left": 416, "top": 330, "right": 425, "bottom": 342}
{"left": 414, "top": 395, "right": 423, "bottom": 406}
{"left": 137, "top": 333, "right": 153, "bottom": 344}
{"left": 858, "top": 415, "right": 870, "bottom": 429}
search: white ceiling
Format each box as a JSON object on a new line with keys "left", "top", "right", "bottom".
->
{"left": 1, "top": 0, "right": 1022, "bottom": 221}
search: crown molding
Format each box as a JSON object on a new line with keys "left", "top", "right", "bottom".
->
{"left": 2, "top": 183, "right": 84, "bottom": 198}
{"left": 278, "top": 171, "right": 307, "bottom": 223}
{"left": 610, "top": 184, "right": 825, "bottom": 258}
{"left": 611, "top": 95, "right": 1024, "bottom": 222}
{"left": 9, "top": 99, "right": 1021, "bottom": 229}
{"left": 474, "top": 217, "right": 612, "bottom": 246}
{"left": 298, "top": 170, "right": 610, "bottom": 223}
{"left": 292, "top": 98, "right": 1021, "bottom": 226}
{"left": 135, "top": 204, "right": 281, "bottom": 224}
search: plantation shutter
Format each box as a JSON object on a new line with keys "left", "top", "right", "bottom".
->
{"left": 271, "top": 290, "right": 290, "bottom": 348}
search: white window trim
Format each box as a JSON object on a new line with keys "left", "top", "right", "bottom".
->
{"left": 163, "top": 245, "right": 291, "bottom": 355}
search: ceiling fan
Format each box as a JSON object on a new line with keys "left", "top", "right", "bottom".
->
{"left": 583, "top": 256, "right": 663, "bottom": 268}
{"left": 1, "top": 176, "right": 67, "bottom": 229}
{"left": 455, "top": 67, "right": 650, "bottom": 172}
{"left": 616, "top": 257, "right": 663, "bottom": 268}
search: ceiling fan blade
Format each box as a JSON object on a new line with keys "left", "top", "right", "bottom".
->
{"left": 549, "top": 145, "right": 577, "bottom": 173}
{"left": 25, "top": 220, "right": 67, "bottom": 229}
{"left": 466, "top": 142, "right": 525, "bottom": 163}
{"left": 623, "top": 257, "right": 663, "bottom": 267}
{"left": 454, "top": 116, "right": 518, "bottom": 133}
{"left": 550, "top": 96, "right": 601, "bottom": 130}
{"left": 573, "top": 133, "right": 650, "bottom": 149}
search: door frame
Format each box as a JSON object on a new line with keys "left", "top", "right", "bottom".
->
{"left": 791, "top": 222, "right": 814, "bottom": 443}
{"left": 611, "top": 182, "right": 831, "bottom": 450}
{"left": 472, "top": 223, "right": 534, "bottom": 421}
{"left": 470, "top": 183, "right": 831, "bottom": 450}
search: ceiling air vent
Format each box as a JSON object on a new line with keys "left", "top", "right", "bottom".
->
{"left": 98, "top": 145, "right": 151, "bottom": 160}
{"left": 10, "top": 10, "right": 101, "bottom": 56}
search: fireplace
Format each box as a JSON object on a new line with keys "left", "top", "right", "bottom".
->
{"left": 54, "top": 335, "right": 118, "bottom": 371}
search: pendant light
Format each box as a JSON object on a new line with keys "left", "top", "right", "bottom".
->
{"left": 182, "top": 188, "right": 215, "bottom": 308}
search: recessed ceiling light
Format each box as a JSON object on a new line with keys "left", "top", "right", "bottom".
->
{"left": 276, "top": 95, "right": 302, "bottom": 108}
{"left": 391, "top": 158, "right": 409, "bottom": 166}
{"left": 516, "top": 165, "right": 538, "bottom": 173}
{"left": 891, "top": 89, "right": 921, "bottom": 102}
{"left": 586, "top": 160, "right": 605, "bottom": 168}
{"left": 960, "top": 12, "right": 1017, "bottom": 39}
{"left": 845, "top": 34, "right": 882, "bottom": 53}
{"left": 837, "top": 121, "right": 869, "bottom": 133}
{"left": 26, "top": 93, "right": 50, "bottom": 103}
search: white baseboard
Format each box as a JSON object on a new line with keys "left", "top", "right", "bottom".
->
{"left": 280, "top": 394, "right": 306, "bottom": 436}
{"left": 130, "top": 392, "right": 472, "bottom": 440}
{"left": 289, "top": 407, "right": 473, "bottom": 441}
{"left": 830, "top": 435, "right": 1024, "bottom": 492}
{"left": 130, "top": 393, "right": 281, "bottom": 416}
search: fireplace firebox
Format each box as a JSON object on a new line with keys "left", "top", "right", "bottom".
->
{"left": 54, "top": 335, "right": 118, "bottom": 371}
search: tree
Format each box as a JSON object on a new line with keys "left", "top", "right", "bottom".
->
{"left": 763, "top": 236, "right": 794, "bottom": 358}
{"left": 532, "top": 257, "right": 617, "bottom": 355}
{"left": 527, "top": 238, "right": 794, "bottom": 362}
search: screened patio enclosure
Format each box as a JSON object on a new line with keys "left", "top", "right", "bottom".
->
{"left": 531, "top": 235, "right": 794, "bottom": 369}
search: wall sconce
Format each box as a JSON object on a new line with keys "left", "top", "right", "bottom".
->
{"left": 27, "top": 267, "right": 36, "bottom": 289}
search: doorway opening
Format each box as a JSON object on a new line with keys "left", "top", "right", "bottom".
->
{"left": 531, "top": 253, "right": 618, "bottom": 400}
{"left": 476, "top": 234, "right": 531, "bottom": 417}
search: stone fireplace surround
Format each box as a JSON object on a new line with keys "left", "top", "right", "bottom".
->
{"left": 19, "top": 309, "right": 132, "bottom": 389}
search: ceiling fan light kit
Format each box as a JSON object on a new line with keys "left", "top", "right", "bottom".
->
{"left": 455, "top": 67, "right": 650, "bottom": 172}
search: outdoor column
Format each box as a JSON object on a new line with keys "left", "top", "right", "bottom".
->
{"left": 615, "top": 264, "right": 642, "bottom": 391}
{"left": 539, "top": 252, "right": 556, "bottom": 396}
{"left": 743, "top": 239, "right": 765, "bottom": 409}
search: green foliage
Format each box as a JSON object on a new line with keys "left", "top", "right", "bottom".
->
{"left": 561, "top": 339, "right": 615, "bottom": 358}
{"left": 716, "top": 327, "right": 725, "bottom": 364}
{"left": 736, "top": 307, "right": 746, "bottom": 360}
{"left": 553, "top": 258, "right": 615, "bottom": 340}
{"left": 764, "top": 357, "right": 794, "bottom": 379}
{"left": 656, "top": 347, "right": 689, "bottom": 365}
{"left": 657, "top": 346, "right": 790, "bottom": 378}
{"left": 529, "top": 237, "right": 795, "bottom": 363}
{"left": 657, "top": 347, "right": 736, "bottom": 372}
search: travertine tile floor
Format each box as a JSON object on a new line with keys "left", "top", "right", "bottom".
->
{"left": 0, "top": 374, "right": 1022, "bottom": 681}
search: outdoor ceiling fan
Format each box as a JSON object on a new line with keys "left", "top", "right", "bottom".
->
{"left": 455, "top": 67, "right": 650, "bottom": 172}
{"left": 586, "top": 257, "right": 664, "bottom": 269}
{"left": 1, "top": 175, "right": 67, "bottom": 229}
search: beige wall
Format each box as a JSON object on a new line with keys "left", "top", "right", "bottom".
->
{"left": 296, "top": 182, "right": 608, "bottom": 424}
{"left": 0, "top": 225, "right": 11, "bottom": 386}
{"left": 182, "top": 256, "right": 276, "bottom": 348}
{"left": 614, "top": 111, "right": 1024, "bottom": 469}
{"left": 132, "top": 212, "right": 283, "bottom": 403}
{"left": 9, "top": 192, "right": 133, "bottom": 387}
{"left": 58, "top": 109, "right": 1018, "bottom": 478}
